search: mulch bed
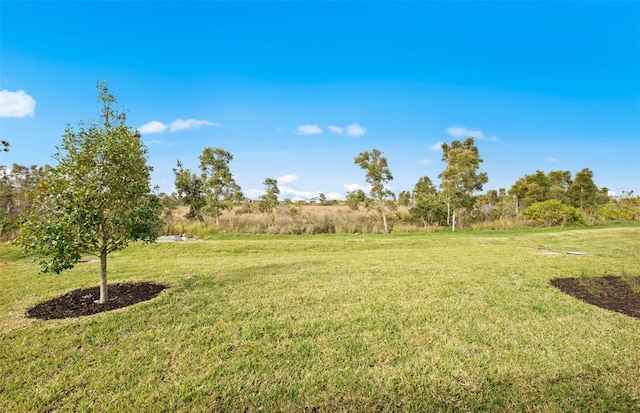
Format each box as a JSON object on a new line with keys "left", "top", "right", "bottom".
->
{"left": 27, "top": 282, "right": 167, "bottom": 320}
{"left": 550, "top": 276, "right": 640, "bottom": 318}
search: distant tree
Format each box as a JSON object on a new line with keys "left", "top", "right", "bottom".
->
{"left": 597, "top": 187, "right": 611, "bottom": 205}
{"left": 547, "top": 170, "right": 572, "bottom": 203}
{"left": 318, "top": 193, "right": 327, "bottom": 205}
{"left": 345, "top": 189, "right": 367, "bottom": 211}
{"left": 158, "top": 192, "right": 180, "bottom": 223}
{"left": 173, "top": 161, "right": 206, "bottom": 222}
{"left": 354, "top": 148, "right": 394, "bottom": 233}
{"left": 438, "top": 137, "right": 488, "bottom": 225}
{"left": 410, "top": 175, "right": 445, "bottom": 226}
{"left": 0, "top": 163, "right": 48, "bottom": 238}
{"left": 21, "top": 81, "right": 163, "bottom": 304}
{"left": 509, "top": 170, "right": 550, "bottom": 209}
{"left": 397, "top": 190, "right": 411, "bottom": 207}
{"left": 199, "top": 147, "right": 243, "bottom": 226}
{"left": 259, "top": 178, "right": 280, "bottom": 214}
{"left": 568, "top": 168, "right": 600, "bottom": 209}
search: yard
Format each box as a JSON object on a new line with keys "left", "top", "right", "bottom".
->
{"left": 1, "top": 225, "right": 639, "bottom": 411}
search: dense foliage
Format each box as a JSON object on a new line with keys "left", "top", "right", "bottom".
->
{"left": 20, "top": 82, "right": 162, "bottom": 302}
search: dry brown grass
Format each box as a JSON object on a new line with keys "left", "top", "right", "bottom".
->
{"left": 163, "top": 203, "right": 423, "bottom": 236}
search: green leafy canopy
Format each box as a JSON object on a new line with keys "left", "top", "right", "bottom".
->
{"left": 21, "top": 81, "right": 162, "bottom": 281}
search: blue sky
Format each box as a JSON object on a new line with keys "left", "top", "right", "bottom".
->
{"left": 1, "top": 1, "right": 639, "bottom": 200}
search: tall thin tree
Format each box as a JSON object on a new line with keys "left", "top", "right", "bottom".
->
{"left": 354, "top": 148, "right": 394, "bottom": 233}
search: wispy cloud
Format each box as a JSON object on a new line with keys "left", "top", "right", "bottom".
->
{"left": 429, "top": 141, "right": 443, "bottom": 151}
{"left": 545, "top": 156, "right": 558, "bottom": 162}
{"left": 169, "top": 118, "right": 219, "bottom": 132}
{"left": 326, "top": 123, "right": 366, "bottom": 137}
{"left": 446, "top": 125, "right": 498, "bottom": 141}
{"left": 0, "top": 90, "right": 36, "bottom": 117}
{"left": 420, "top": 158, "right": 434, "bottom": 164}
{"left": 143, "top": 139, "right": 173, "bottom": 147}
{"left": 138, "top": 118, "right": 219, "bottom": 135}
{"left": 296, "top": 124, "right": 323, "bottom": 135}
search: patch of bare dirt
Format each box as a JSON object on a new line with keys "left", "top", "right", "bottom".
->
{"left": 27, "top": 282, "right": 167, "bottom": 320}
{"left": 550, "top": 276, "right": 640, "bottom": 318}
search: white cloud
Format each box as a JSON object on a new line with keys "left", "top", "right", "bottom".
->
{"left": 344, "top": 183, "right": 365, "bottom": 192}
{"left": 420, "top": 158, "right": 434, "bottom": 164}
{"left": 345, "top": 123, "right": 366, "bottom": 137}
{"left": 446, "top": 125, "right": 498, "bottom": 141}
{"left": 429, "top": 141, "right": 443, "bottom": 151}
{"left": 296, "top": 124, "right": 323, "bottom": 135}
{"left": 280, "top": 186, "right": 317, "bottom": 200}
{"left": 169, "top": 118, "right": 219, "bottom": 132}
{"left": 279, "top": 187, "right": 344, "bottom": 201}
{"left": 325, "top": 192, "right": 344, "bottom": 201}
{"left": 545, "top": 156, "right": 558, "bottom": 162}
{"left": 328, "top": 125, "right": 344, "bottom": 134}
{"left": 138, "top": 120, "right": 168, "bottom": 134}
{"left": 0, "top": 90, "right": 36, "bottom": 117}
{"left": 276, "top": 173, "right": 298, "bottom": 184}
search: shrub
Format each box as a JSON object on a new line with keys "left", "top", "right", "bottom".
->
{"left": 523, "top": 200, "right": 585, "bottom": 226}
{"left": 597, "top": 198, "right": 640, "bottom": 221}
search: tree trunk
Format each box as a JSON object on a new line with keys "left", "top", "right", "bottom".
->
{"left": 99, "top": 245, "right": 108, "bottom": 304}
{"left": 382, "top": 209, "right": 388, "bottom": 233}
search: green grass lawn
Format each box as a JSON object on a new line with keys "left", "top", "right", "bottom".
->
{"left": 1, "top": 225, "right": 639, "bottom": 411}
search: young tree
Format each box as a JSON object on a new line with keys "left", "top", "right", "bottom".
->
{"left": 173, "top": 160, "right": 206, "bottom": 222}
{"left": 258, "top": 178, "right": 280, "bottom": 214}
{"left": 21, "top": 81, "right": 163, "bottom": 304}
{"left": 354, "top": 148, "right": 394, "bottom": 233}
{"left": 438, "top": 137, "right": 488, "bottom": 226}
{"left": 199, "top": 147, "right": 243, "bottom": 226}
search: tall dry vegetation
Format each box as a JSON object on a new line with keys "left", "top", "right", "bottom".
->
{"left": 163, "top": 203, "right": 417, "bottom": 237}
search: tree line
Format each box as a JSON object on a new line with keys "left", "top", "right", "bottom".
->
{"left": 2, "top": 94, "right": 638, "bottom": 241}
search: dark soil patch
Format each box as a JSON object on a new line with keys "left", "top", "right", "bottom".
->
{"left": 550, "top": 276, "right": 640, "bottom": 318}
{"left": 27, "top": 282, "right": 167, "bottom": 320}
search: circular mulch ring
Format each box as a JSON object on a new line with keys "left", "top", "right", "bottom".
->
{"left": 550, "top": 276, "right": 640, "bottom": 318}
{"left": 27, "top": 282, "right": 167, "bottom": 320}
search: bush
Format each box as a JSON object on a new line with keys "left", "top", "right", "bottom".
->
{"left": 523, "top": 200, "right": 585, "bottom": 226}
{"left": 597, "top": 198, "right": 640, "bottom": 221}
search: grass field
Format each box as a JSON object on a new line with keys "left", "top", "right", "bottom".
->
{"left": 1, "top": 225, "right": 639, "bottom": 411}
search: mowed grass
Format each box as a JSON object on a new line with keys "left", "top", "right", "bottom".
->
{"left": 1, "top": 225, "right": 639, "bottom": 412}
